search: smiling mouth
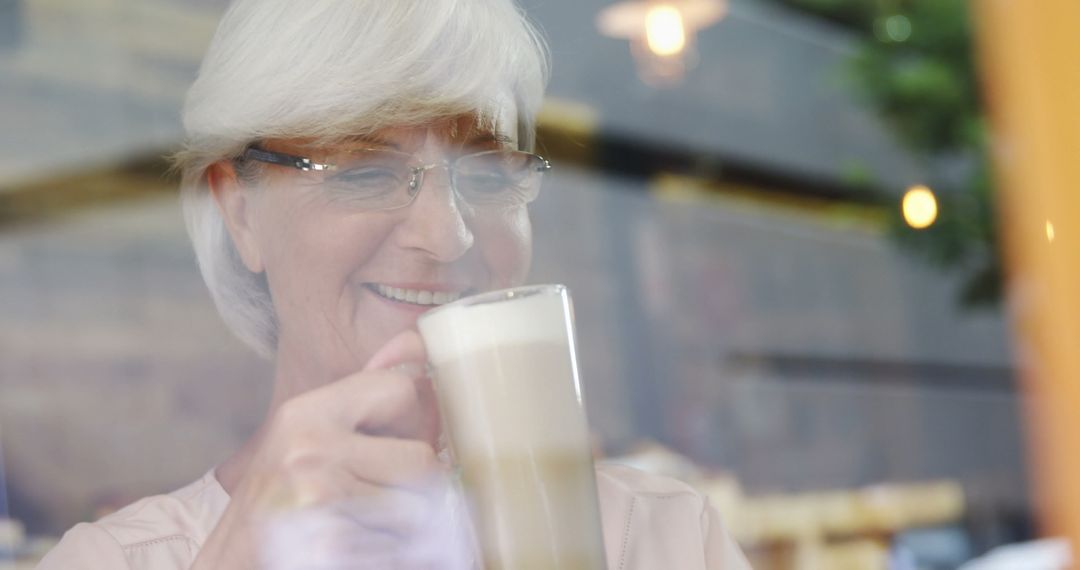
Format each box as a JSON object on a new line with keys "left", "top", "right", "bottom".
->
{"left": 366, "top": 283, "right": 469, "bottom": 306}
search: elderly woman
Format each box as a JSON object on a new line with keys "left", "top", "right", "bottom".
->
{"left": 38, "top": 1, "right": 749, "bottom": 568}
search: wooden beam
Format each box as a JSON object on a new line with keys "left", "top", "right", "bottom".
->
{"left": 973, "top": 0, "right": 1080, "bottom": 549}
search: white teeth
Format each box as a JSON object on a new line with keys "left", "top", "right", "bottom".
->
{"left": 372, "top": 284, "right": 463, "bottom": 306}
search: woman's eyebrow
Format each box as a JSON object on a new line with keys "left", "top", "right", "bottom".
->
{"left": 342, "top": 134, "right": 402, "bottom": 150}
{"left": 465, "top": 133, "right": 515, "bottom": 148}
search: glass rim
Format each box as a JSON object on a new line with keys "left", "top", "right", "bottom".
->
{"left": 418, "top": 283, "right": 567, "bottom": 322}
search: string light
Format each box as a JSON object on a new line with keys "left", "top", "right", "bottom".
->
{"left": 902, "top": 185, "right": 938, "bottom": 229}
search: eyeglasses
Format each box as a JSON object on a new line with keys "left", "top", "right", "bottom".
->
{"left": 241, "top": 146, "right": 552, "bottom": 211}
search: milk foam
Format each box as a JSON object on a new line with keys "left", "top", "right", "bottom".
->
{"left": 418, "top": 286, "right": 588, "bottom": 452}
{"left": 418, "top": 286, "right": 572, "bottom": 366}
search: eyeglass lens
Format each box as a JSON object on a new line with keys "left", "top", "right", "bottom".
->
{"left": 316, "top": 149, "right": 545, "bottom": 210}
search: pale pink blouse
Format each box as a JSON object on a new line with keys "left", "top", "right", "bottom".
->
{"left": 37, "top": 464, "right": 751, "bottom": 569}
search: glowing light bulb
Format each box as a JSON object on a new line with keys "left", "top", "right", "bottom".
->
{"left": 1047, "top": 220, "right": 1056, "bottom": 242}
{"left": 902, "top": 185, "right": 938, "bottom": 229}
{"left": 645, "top": 5, "right": 686, "bottom": 56}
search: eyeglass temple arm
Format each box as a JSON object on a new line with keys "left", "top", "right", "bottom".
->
{"left": 242, "top": 147, "right": 334, "bottom": 172}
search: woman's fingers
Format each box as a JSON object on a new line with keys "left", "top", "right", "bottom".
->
{"left": 245, "top": 331, "right": 456, "bottom": 564}
{"left": 344, "top": 368, "right": 439, "bottom": 444}
{"left": 360, "top": 330, "right": 439, "bottom": 442}
{"left": 275, "top": 329, "right": 439, "bottom": 443}
{"left": 363, "top": 329, "right": 427, "bottom": 372}
{"left": 338, "top": 434, "right": 447, "bottom": 492}
{"left": 278, "top": 365, "right": 438, "bottom": 444}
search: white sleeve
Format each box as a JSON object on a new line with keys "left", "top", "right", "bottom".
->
{"left": 701, "top": 498, "right": 753, "bottom": 570}
{"left": 36, "top": 523, "right": 132, "bottom": 570}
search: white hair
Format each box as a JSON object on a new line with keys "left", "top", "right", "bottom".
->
{"left": 174, "top": 0, "right": 550, "bottom": 358}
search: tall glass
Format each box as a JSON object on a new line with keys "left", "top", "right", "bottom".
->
{"left": 417, "top": 285, "right": 607, "bottom": 570}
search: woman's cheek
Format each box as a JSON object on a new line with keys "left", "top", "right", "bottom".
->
{"left": 478, "top": 207, "right": 532, "bottom": 288}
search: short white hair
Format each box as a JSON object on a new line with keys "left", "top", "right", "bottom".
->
{"left": 174, "top": 0, "right": 550, "bottom": 358}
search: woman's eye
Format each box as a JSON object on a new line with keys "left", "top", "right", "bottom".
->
{"left": 460, "top": 171, "right": 516, "bottom": 194}
{"left": 331, "top": 167, "right": 403, "bottom": 187}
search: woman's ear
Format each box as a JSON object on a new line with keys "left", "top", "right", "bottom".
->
{"left": 208, "top": 161, "right": 265, "bottom": 274}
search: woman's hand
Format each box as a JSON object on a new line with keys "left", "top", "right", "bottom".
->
{"left": 191, "top": 330, "right": 469, "bottom": 569}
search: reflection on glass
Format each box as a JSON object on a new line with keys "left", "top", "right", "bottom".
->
{"left": 0, "top": 0, "right": 1056, "bottom": 568}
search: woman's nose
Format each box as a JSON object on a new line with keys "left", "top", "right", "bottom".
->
{"left": 395, "top": 167, "right": 475, "bottom": 262}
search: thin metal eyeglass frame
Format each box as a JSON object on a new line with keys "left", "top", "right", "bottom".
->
{"left": 240, "top": 146, "right": 552, "bottom": 211}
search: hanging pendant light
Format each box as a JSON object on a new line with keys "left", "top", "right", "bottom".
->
{"left": 597, "top": 0, "right": 727, "bottom": 86}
